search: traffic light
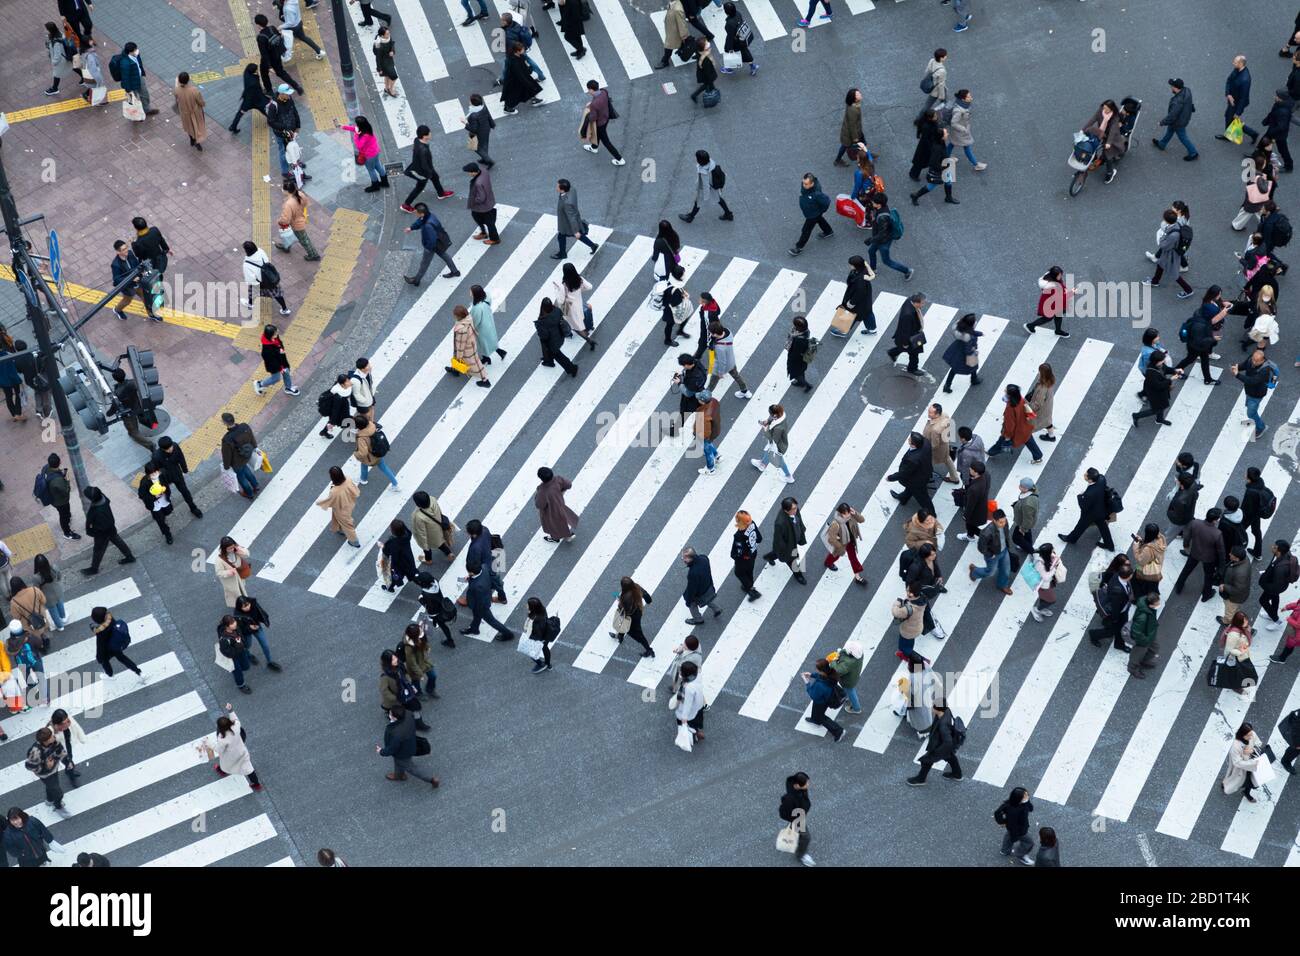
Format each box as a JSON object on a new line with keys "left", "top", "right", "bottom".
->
{"left": 58, "top": 363, "right": 108, "bottom": 434}
{"left": 127, "top": 346, "right": 163, "bottom": 428}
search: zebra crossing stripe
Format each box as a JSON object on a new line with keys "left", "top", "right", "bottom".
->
{"left": 1064, "top": 394, "right": 1286, "bottom": 812}
{"left": 911, "top": 339, "right": 1114, "bottom": 735}
{"left": 359, "top": 232, "right": 646, "bottom": 614}
{"left": 394, "top": 0, "right": 450, "bottom": 81}
{"left": 0, "top": 693, "right": 205, "bottom": 799}
{"left": 631, "top": 282, "right": 888, "bottom": 692}
{"left": 973, "top": 376, "right": 1217, "bottom": 787}
{"left": 536, "top": 0, "right": 609, "bottom": 90}
{"left": 439, "top": 0, "right": 496, "bottom": 65}
{"left": 42, "top": 614, "right": 162, "bottom": 675}
{"left": 490, "top": 248, "right": 726, "bottom": 630}
{"left": 260, "top": 210, "right": 544, "bottom": 585}
{"left": 221, "top": 207, "right": 520, "bottom": 566}
{"left": 267, "top": 856, "right": 295, "bottom": 866}
{"left": 1156, "top": 518, "right": 1300, "bottom": 841}
{"left": 60, "top": 775, "right": 254, "bottom": 861}
{"left": 62, "top": 578, "right": 141, "bottom": 627}
{"left": 308, "top": 220, "right": 608, "bottom": 599}
{"left": 590, "top": 0, "right": 653, "bottom": 78}
{"left": 736, "top": 301, "right": 958, "bottom": 722}
{"left": 344, "top": 0, "right": 419, "bottom": 148}
{"left": 1222, "top": 664, "right": 1300, "bottom": 857}
{"left": 142, "top": 813, "right": 278, "bottom": 867}
{"left": 741, "top": 0, "right": 790, "bottom": 40}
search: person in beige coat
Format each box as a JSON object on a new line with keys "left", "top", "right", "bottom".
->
{"left": 1027, "top": 363, "right": 1057, "bottom": 442}
{"left": 902, "top": 509, "right": 944, "bottom": 551}
{"left": 8, "top": 580, "right": 49, "bottom": 647}
{"left": 316, "top": 465, "right": 361, "bottom": 547}
{"left": 215, "top": 537, "right": 250, "bottom": 607}
{"left": 173, "top": 72, "right": 206, "bottom": 150}
{"left": 352, "top": 413, "right": 399, "bottom": 490}
{"left": 923, "top": 403, "right": 959, "bottom": 483}
{"left": 275, "top": 181, "right": 321, "bottom": 260}
{"left": 411, "top": 490, "right": 453, "bottom": 562}
{"left": 1221, "top": 722, "right": 1264, "bottom": 802}
{"left": 655, "top": 0, "right": 691, "bottom": 69}
{"left": 205, "top": 704, "right": 263, "bottom": 790}
{"left": 823, "top": 504, "right": 867, "bottom": 585}
{"left": 445, "top": 305, "right": 489, "bottom": 387}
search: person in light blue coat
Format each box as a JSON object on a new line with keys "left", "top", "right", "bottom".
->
{"left": 469, "top": 285, "right": 505, "bottom": 364}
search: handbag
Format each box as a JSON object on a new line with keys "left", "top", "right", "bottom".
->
{"left": 516, "top": 634, "right": 546, "bottom": 660}
{"left": 450, "top": 357, "right": 470, "bottom": 374}
{"left": 415, "top": 736, "right": 431, "bottom": 756}
{"left": 354, "top": 151, "right": 365, "bottom": 165}
{"left": 674, "top": 722, "right": 694, "bottom": 752}
{"left": 964, "top": 351, "right": 979, "bottom": 368}
{"left": 722, "top": 49, "right": 742, "bottom": 71}
{"left": 90, "top": 85, "right": 107, "bottom": 106}
{"left": 1253, "top": 754, "right": 1276, "bottom": 784}
{"left": 831, "top": 306, "right": 856, "bottom": 335}
{"left": 466, "top": 133, "right": 479, "bottom": 152}
{"left": 611, "top": 608, "right": 632, "bottom": 635}
{"left": 259, "top": 449, "right": 274, "bottom": 473}
{"left": 1019, "top": 560, "right": 1042, "bottom": 590}
{"left": 776, "top": 824, "right": 799, "bottom": 853}
{"left": 220, "top": 467, "right": 240, "bottom": 494}
{"left": 1225, "top": 116, "right": 1245, "bottom": 145}
{"left": 122, "top": 92, "right": 145, "bottom": 122}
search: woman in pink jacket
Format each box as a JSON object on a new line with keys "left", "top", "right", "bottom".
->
{"left": 338, "top": 116, "right": 388, "bottom": 192}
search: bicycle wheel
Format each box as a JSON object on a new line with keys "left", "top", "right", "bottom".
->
{"left": 1068, "top": 170, "right": 1087, "bottom": 197}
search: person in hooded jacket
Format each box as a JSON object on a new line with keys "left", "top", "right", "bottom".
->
{"left": 534, "top": 297, "right": 579, "bottom": 377}
{"left": 993, "top": 787, "right": 1035, "bottom": 863}
{"left": 254, "top": 323, "right": 298, "bottom": 396}
{"left": 779, "top": 772, "right": 815, "bottom": 866}
{"left": 789, "top": 173, "right": 833, "bottom": 256}
{"left": 81, "top": 487, "right": 135, "bottom": 575}
{"left": 1127, "top": 591, "right": 1161, "bottom": 678}
{"left": 731, "top": 510, "right": 762, "bottom": 601}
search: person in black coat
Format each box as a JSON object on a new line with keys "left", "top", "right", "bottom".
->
{"left": 907, "top": 703, "right": 962, "bottom": 784}
{"left": 557, "top": 0, "right": 586, "bottom": 57}
{"left": 1089, "top": 555, "right": 1135, "bottom": 650}
{"left": 380, "top": 519, "right": 419, "bottom": 593}
{"left": 961, "top": 460, "right": 991, "bottom": 539}
{"left": 1259, "top": 539, "right": 1296, "bottom": 626}
{"left": 1173, "top": 294, "right": 1227, "bottom": 384}
{"left": 130, "top": 217, "right": 170, "bottom": 275}
{"left": 786, "top": 316, "right": 813, "bottom": 391}
{"left": 137, "top": 461, "right": 175, "bottom": 545}
{"left": 888, "top": 432, "right": 935, "bottom": 516}
{"left": 690, "top": 40, "right": 718, "bottom": 105}
{"left": 682, "top": 0, "right": 715, "bottom": 40}
{"left": 839, "top": 256, "right": 875, "bottom": 334}
{"left": 501, "top": 44, "right": 543, "bottom": 113}
{"left": 233, "top": 594, "right": 281, "bottom": 671}
{"left": 672, "top": 353, "right": 706, "bottom": 436}
{"left": 887, "top": 293, "right": 926, "bottom": 375}
{"left": 1058, "top": 467, "right": 1115, "bottom": 551}
{"left": 1278, "top": 708, "right": 1300, "bottom": 774}
{"left": 82, "top": 488, "right": 135, "bottom": 575}
{"left": 377, "top": 704, "right": 439, "bottom": 787}
{"left": 1260, "top": 90, "right": 1294, "bottom": 173}
{"left": 58, "top": 0, "right": 94, "bottom": 42}
{"left": 721, "top": 2, "right": 756, "bottom": 74}
{"left": 778, "top": 772, "right": 813, "bottom": 864}
{"left": 681, "top": 547, "right": 721, "bottom": 622}
{"left": 228, "top": 63, "right": 270, "bottom": 133}
{"left": 909, "top": 111, "right": 944, "bottom": 180}
{"left": 255, "top": 13, "right": 302, "bottom": 94}
{"left": 1240, "top": 466, "right": 1270, "bottom": 558}
{"left": 1132, "top": 349, "right": 1182, "bottom": 427}
{"left": 993, "top": 787, "right": 1035, "bottom": 863}
{"left": 151, "top": 436, "right": 201, "bottom": 518}
{"left": 402, "top": 126, "right": 452, "bottom": 210}
{"left": 535, "top": 298, "right": 578, "bottom": 377}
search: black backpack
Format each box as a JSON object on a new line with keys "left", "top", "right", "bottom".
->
{"left": 1273, "top": 213, "right": 1293, "bottom": 248}
{"left": 1106, "top": 486, "right": 1124, "bottom": 515}
{"left": 32, "top": 468, "right": 53, "bottom": 507}
{"left": 950, "top": 714, "right": 967, "bottom": 748}
{"left": 710, "top": 165, "right": 726, "bottom": 191}
{"left": 898, "top": 548, "right": 916, "bottom": 581}
{"left": 248, "top": 257, "right": 281, "bottom": 289}
{"left": 1260, "top": 486, "right": 1278, "bottom": 519}
{"left": 368, "top": 427, "right": 391, "bottom": 458}
{"left": 1290, "top": 554, "right": 1300, "bottom": 585}
{"left": 108, "top": 619, "right": 132, "bottom": 653}
{"left": 1174, "top": 222, "right": 1193, "bottom": 255}
{"left": 316, "top": 389, "right": 333, "bottom": 416}
{"left": 267, "top": 29, "right": 286, "bottom": 53}
{"left": 547, "top": 615, "right": 562, "bottom": 640}
{"left": 1178, "top": 316, "right": 1193, "bottom": 342}
{"left": 108, "top": 53, "right": 124, "bottom": 82}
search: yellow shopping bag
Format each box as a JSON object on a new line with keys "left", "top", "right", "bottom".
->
{"left": 260, "top": 450, "right": 274, "bottom": 473}
{"left": 1225, "top": 117, "right": 1245, "bottom": 145}
{"left": 449, "top": 357, "right": 469, "bottom": 374}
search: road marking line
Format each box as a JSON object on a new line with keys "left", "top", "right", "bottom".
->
{"left": 143, "top": 813, "right": 277, "bottom": 866}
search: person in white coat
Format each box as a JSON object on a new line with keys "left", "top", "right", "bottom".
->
{"left": 206, "top": 704, "right": 263, "bottom": 790}
{"left": 242, "top": 241, "right": 291, "bottom": 316}
{"left": 674, "top": 660, "right": 706, "bottom": 745}
{"left": 1028, "top": 542, "right": 1066, "bottom": 622}
{"left": 553, "top": 262, "right": 596, "bottom": 349}
{"left": 1221, "top": 721, "right": 1264, "bottom": 802}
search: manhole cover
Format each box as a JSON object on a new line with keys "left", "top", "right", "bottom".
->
{"left": 859, "top": 360, "right": 935, "bottom": 419}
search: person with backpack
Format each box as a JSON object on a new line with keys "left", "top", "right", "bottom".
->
{"left": 498, "top": 12, "right": 544, "bottom": 85}
{"left": 81, "top": 488, "right": 135, "bottom": 575}
{"left": 720, "top": 2, "right": 757, "bottom": 76}
{"left": 353, "top": 412, "right": 398, "bottom": 490}
{"left": 1234, "top": 351, "right": 1276, "bottom": 443}
{"left": 1058, "top": 467, "right": 1116, "bottom": 552}
{"left": 789, "top": 173, "right": 833, "bottom": 256}
{"left": 1172, "top": 290, "right": 1227, "bottom": 384}
{"left": 1241, "top": 465, "right": 1275, "bottom": 559}
{"left": 992, "top": 787, "right": 1035, "bottom": 863}
{"left": 1174, "top": 507, "right": 1225, "bottom": 602}
{"left": 1259, "top": 201, "right": 1292, "bottom": 254}
{"left": 265, "top": 86, "right": 301, "bottom": 178}
{"left": 907, "top": 701, "right": 964, "bottom": 784}
{"left": 43, "top": 22, "right": 75, "bottom": 97}
{"left": 317, "top": 373, "right": 356, "bottom": 439}
{"left": 866, "top": 194, "right": 913, "bottom": 279}
{"left": 112, "top": 42, "right": 159, "bottom": 116}
{"left": 1165, "top": 472, "right": 1199, "bottom": 544}
{"left": 403, "top": 203, "right": 460, "bottom": 286}
{"left": 1145, "top": 209, "right": 1195, "bottom": 297}
{"left": 1153, "top": 78, "right": 1198, "bottom": 160}
{"left": 242, "top": 240, "right": 290, "bottom": 318}
{"left": 220, "top": 412, "right": 261, "bottom": 500}
{"left": 34, "top": 453, "right": 77, "bottom": 540}
{"left": 1131, "top": 348, "right": 1182, "bottom": 428}
{"left": 680, "top": 150, "right": 734, "bottom": 224}
{"left": 801, "top": 658, "right": 844, "bottom": 742}
{"left": 91, "top": 607, "right": 144, "bottom": 679}
{"left": 1260, "top": 539, "right": 1299, "bottom": 630}
{"left": 254, "top": 13, "right": 302, "bottom": 94}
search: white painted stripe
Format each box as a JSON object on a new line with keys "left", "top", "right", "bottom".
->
{"left": 973, "top": 377, "right": 1217, "bottom": 787}
{"left": 267, "top": 856, "right": 295, "bottom": 866}
{"left": 41, "top": 614, "right": 161, "bottom": 676}
{"left": 439, "top": 0, "right": 496, "bottom": 65}
{"left": 359, "top": 228, "right": 637, "bottom": 613}
{"left": 2, "top": 654, "right": 184, "bottom": 740}
{"left": 737, "top": 304, "right": 963, "bottom": 725}
{"left": 486, "top": 247, "right": 715, "bottom": 626}
{"left": 846, "top": 0, "right": 876, "bottom": 11}
{"left": 24, "top": 737, "right": 210, "bottom": 820}
{"left": 741, "top": 0, "right": 789, "bottom": 40}
{"left": 435, "top": 97, "right": 467, "bottom": 136}
{"left": 143, "top": 814, "right": 277, "bottom": 867}
{"left": 533, "top": 0, "right": 608, "bottom": 91}
{"left": 314, "top": 222, "right": 610, "bottom": 600}
{"left": 590, "top": 0, "right": 653, "bottom": 78}
{"left": 632, "top": 282, "right": 888, "bottom": 694}
{"left": 258, "top": 212, "right": 546, "bottom": 586}
{"left": 219, "top": 207, "right": 520, "bottom": 564}
{"left": 0, "top": 693, "right": 205, "bottom": 798}
{"left": 1156, "top": 521, "right": 1300, "bottom": 841}
{"left": 60, "top": 775, "right": 254, "bottom": 861}
{"left": 1080, "top": 395, "right": 1287, "bottom": 815}
{"left": 344, "top": 2, "right": 419, "bottom": 147}
{"left": 394, "top": 0, "right": 449, "bottom": 81}
{"left": 62, "top": 579, "right": 142, "bottom": 626}
{"left": 1222, "top": 666, "right": 1300, "bottom": 857}
{"left": 906, "top": 339, "right": 1114, "bottom": 736}
{"left": 415, "top": 238, "right": 652, "bottom": 609}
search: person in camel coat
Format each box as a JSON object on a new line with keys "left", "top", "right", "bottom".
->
{"left": 535, "top": 467, "right": 578, "bottom": 543}
{"left": 173, "top": 72, "right": 207, "bottom": 150}
{"left": 316, "top": 465, "right": 361, "bottom": 547}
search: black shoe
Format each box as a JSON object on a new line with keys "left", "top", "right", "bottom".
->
{"left": 415, "top": 720, "right": 432, "bottom": 731}
{"left": 63, "top": 531, "right": 82, "bottom": 540}
{"left": 267, "top": 661, "right": 282, "bottom": 672}
{"left": 119, "top": 556, "right": 136, "bottom": 565}
{"left": 746, "top": 589, "right": 762, "bottom": 602}
{"left": 906, "top": 775, "right": 927, "bottom": 786}
{"left": 461, "top": 15, "right": 476, "bottom": 25}
{"left": 191, "top": 508, "right": 203, "bottom": 518}
{"left": 459, "top": 629, "right": 480, "bottom": 636}
{"left": 678, "top": 213, "right": 696, "bottom": 223}
{"left": 720, "top": 212, "right": 734, "bottom": 221}
{"left": 441, "top": 638, "right": 457, "bottom": 648}
{"left": 793, "top": 572, "right": 808, "bottom": 585}
{"left": 494, "top": 632, "right": 515, "bottom": 642}
{"left": 941, "top": 770, "right": 962, "bottom": 780}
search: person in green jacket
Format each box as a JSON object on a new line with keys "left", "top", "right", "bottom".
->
{"left": 830, "top": 640, "right": 865, "bottom": 713}
{"left": 1127, "top": 592, "right": 1161, "bottom": 678}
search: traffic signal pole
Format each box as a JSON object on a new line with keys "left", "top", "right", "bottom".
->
{"left": 0, "top": 138, "right": 93, "bottom": 502}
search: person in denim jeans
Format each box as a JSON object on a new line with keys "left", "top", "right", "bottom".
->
{"left": 460, "top": 0, "right": 489, "bottom": 25}
{"left": 1234, "top": 350, "right": 1274, "bottom": 440}
{"left": 1153, "top": 78, "right": 1199, "bottom": 160}
{"left": 353, "top": 413, "right": 399, "bottom": 489}
{"left": 969, "top": 510, "right": 1013, "bottom": 595}
{"left": 217, "top": 615, "right": 254, "bottom": 693}
{"left": 499, "top": 13, "right": 544, "bottom": 83}
{"left": 233, "top": 596, "right": 282, "bottom": 672}
{"left": 866, "top": 195, "right": 914, "bottom": 279}
{"left": 694, "top": 389, "right": 722, "bottom": 475}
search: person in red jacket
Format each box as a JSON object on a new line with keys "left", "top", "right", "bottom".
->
{"left": 986, "top": 384, "right": 1043, "bottom": 464}
{"left": 253, "top": 324, "right": 299, "bottom": 396}
{"left": 1024, "top": 265, "right": 1077, "bottom": 337}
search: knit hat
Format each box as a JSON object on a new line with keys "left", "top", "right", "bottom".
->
{"left": 8, "top": 620, "right": 22, "bottom": 635}
{"left": 1168, "top": 78, "right": 1184, "bottom": 89}
{"left": 1019, "top": 477, "right": 1036, "bottom": 492}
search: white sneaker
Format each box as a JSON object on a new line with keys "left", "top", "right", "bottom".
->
{"left": 698, "top": 466, "right": 716, "bottom": 475}
{"left": 750, "top": 458, "right": 766, "bottom": 472}
{"left": 1041, "top": 608, "right": 1054, "bottom": 617}
{"left": 611, "top": 158, "right": 626, "bottom": 166}
{"left": 782, "top": 474, "right": 796, "bottom": 484}
{"left": 316, "top": 51, "right": 327, "bottom": 60}
{"left": 583, "top": 144, "right": 598, "bottom": 154}
{"left": 252, "top": 381, "right": 265, "bottom": 396}
{"left": 973, "top": 162, "right": 988, "bottom": 171}
{"left": 357, "top": 478, "right": 369, "bottom": 485}
{"left": 956, "top": 533, "right": 973, "bottom": 542}
{"left": 1210, "top": 353, "right": 1221, "bottom": 360}
{"left": 735, "top": 390, "right": 752, "bottom": 399}
{"left": 1030, "top": 608, "right": 1043, "bottom": 622}
{"left": 799, "top": 853, "right": 816, "bottom": 867}
{"left": 1144, "top": 251, "right": 1157, "bottom": 263}
{"left": 1268, "top": 618, "right": 1284, "bottom": 630}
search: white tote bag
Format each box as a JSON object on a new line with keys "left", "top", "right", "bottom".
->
{"left": 89, "top": 85, "right": 107, "bottom": 106}
{"left": 674, "top": 722, "right": 694, "bottom": 752}
{"left": 122, "top": 92, "right": 145, "bottom": 122}
{"left": 722, "top": 50, "right": 742, "bottom": 71}
{"left": 1253, "top": 754, "right": 1276, "bottom": 785}
{"left": 775, "top": 825, "right": 799, "bottom": 853}
{"left": 281, "top": 29, "right": 295, "bottom": 61}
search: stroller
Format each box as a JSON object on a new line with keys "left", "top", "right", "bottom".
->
{"left": 1068, "top": 96, "right": 1141, "bottom": 196}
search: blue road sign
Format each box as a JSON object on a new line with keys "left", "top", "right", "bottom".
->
{"left": 14, "top": 267, "right": 36, "bottom": 307}
{"left": 48, "top": 229, "right": 61, "bottom": 283}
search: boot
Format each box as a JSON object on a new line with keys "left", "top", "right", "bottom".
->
{"left": 910, "top": 188, "right": 924, "bottom": 205}
{"left": 943, "top": 184, "right": 959, "bottom": 204}
{"left": 379, "top": 174, "right": 391, "bottom": 189}
{"left": 679, "top": 208, "right": 697, "bottom": 223}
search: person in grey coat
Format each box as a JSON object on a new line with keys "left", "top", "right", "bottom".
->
{"left": 1153, "top": 77, "right": 1198, "bottom": 160}
{"left": 1175, "top": 508, "right": 1225, "bottom": 601}
{"left": 944, "top": 89, "right": 987, "bottom": 170}
{"left": 955, "top": 426, "right": 986, "bottom": 485}
{"left": 44, "top": 22, "right": 74, "bottom": 95}
{"left": 552, "top": 178, "right": 598, "bottom": 260}
{"left": 463, "top": 94, "right": 495, "bottom": 168}
{"left": 1147, "top": 208, "right": 1194, "bottom": 296}
{"left": 679, "top": 150, "right": 734, "bottom": 223}
{"left": 463, "top": 163, "right": 500, "bottom": 244}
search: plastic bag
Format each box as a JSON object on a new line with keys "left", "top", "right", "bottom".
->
{"left": 122, "top": 93, "right": 145, "bottom": 122}
{"left": 220, "top": 468, "right": 240, "bottom": 494}
{"left": 1224, "top": 116, "right": 1244, "bottom": 145}
{"left": 259, "top": 449, "right": 274, "bottom": 473}
{"left": 674, "top": 722, "right": 694, "bottom": 752}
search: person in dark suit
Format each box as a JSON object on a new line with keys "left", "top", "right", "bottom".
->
{"left": 1174, "top": 508, "right": 1226, "bottom": 601}
{"left": 907, "top": 703, "right": 962, "bottom": 784}
{"left": 58, "top": 0, "right": 94, "bottom": 43}
{"left": 886, "top": 293, "right": 927, "bottom": 375}
{"left": 960, "top": 460, "right": 991, "bottom": 540}
{"left": 1089, "top": 555, "right": 1134, "bottom": 651}
{"left": 888, "top": 432, "right": 935, "bottom": 516}
{"left": 1058, "top": 467, "right": 1115, "bottom": 551}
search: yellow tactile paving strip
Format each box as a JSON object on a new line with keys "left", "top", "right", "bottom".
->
{"left": 0, "top": 265, "right": 240, "bottom": 339}
{"left": 3, "top": 64, "right": 246, "bottom": 125}
{"left": 5, "top": 523, "right": 57, "bottom": 567}
{"left": 174, "top": 208, "right": 367, "bottom": 471}
{"left": 298, "top": 8, "right": 348, "bottom": 131}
